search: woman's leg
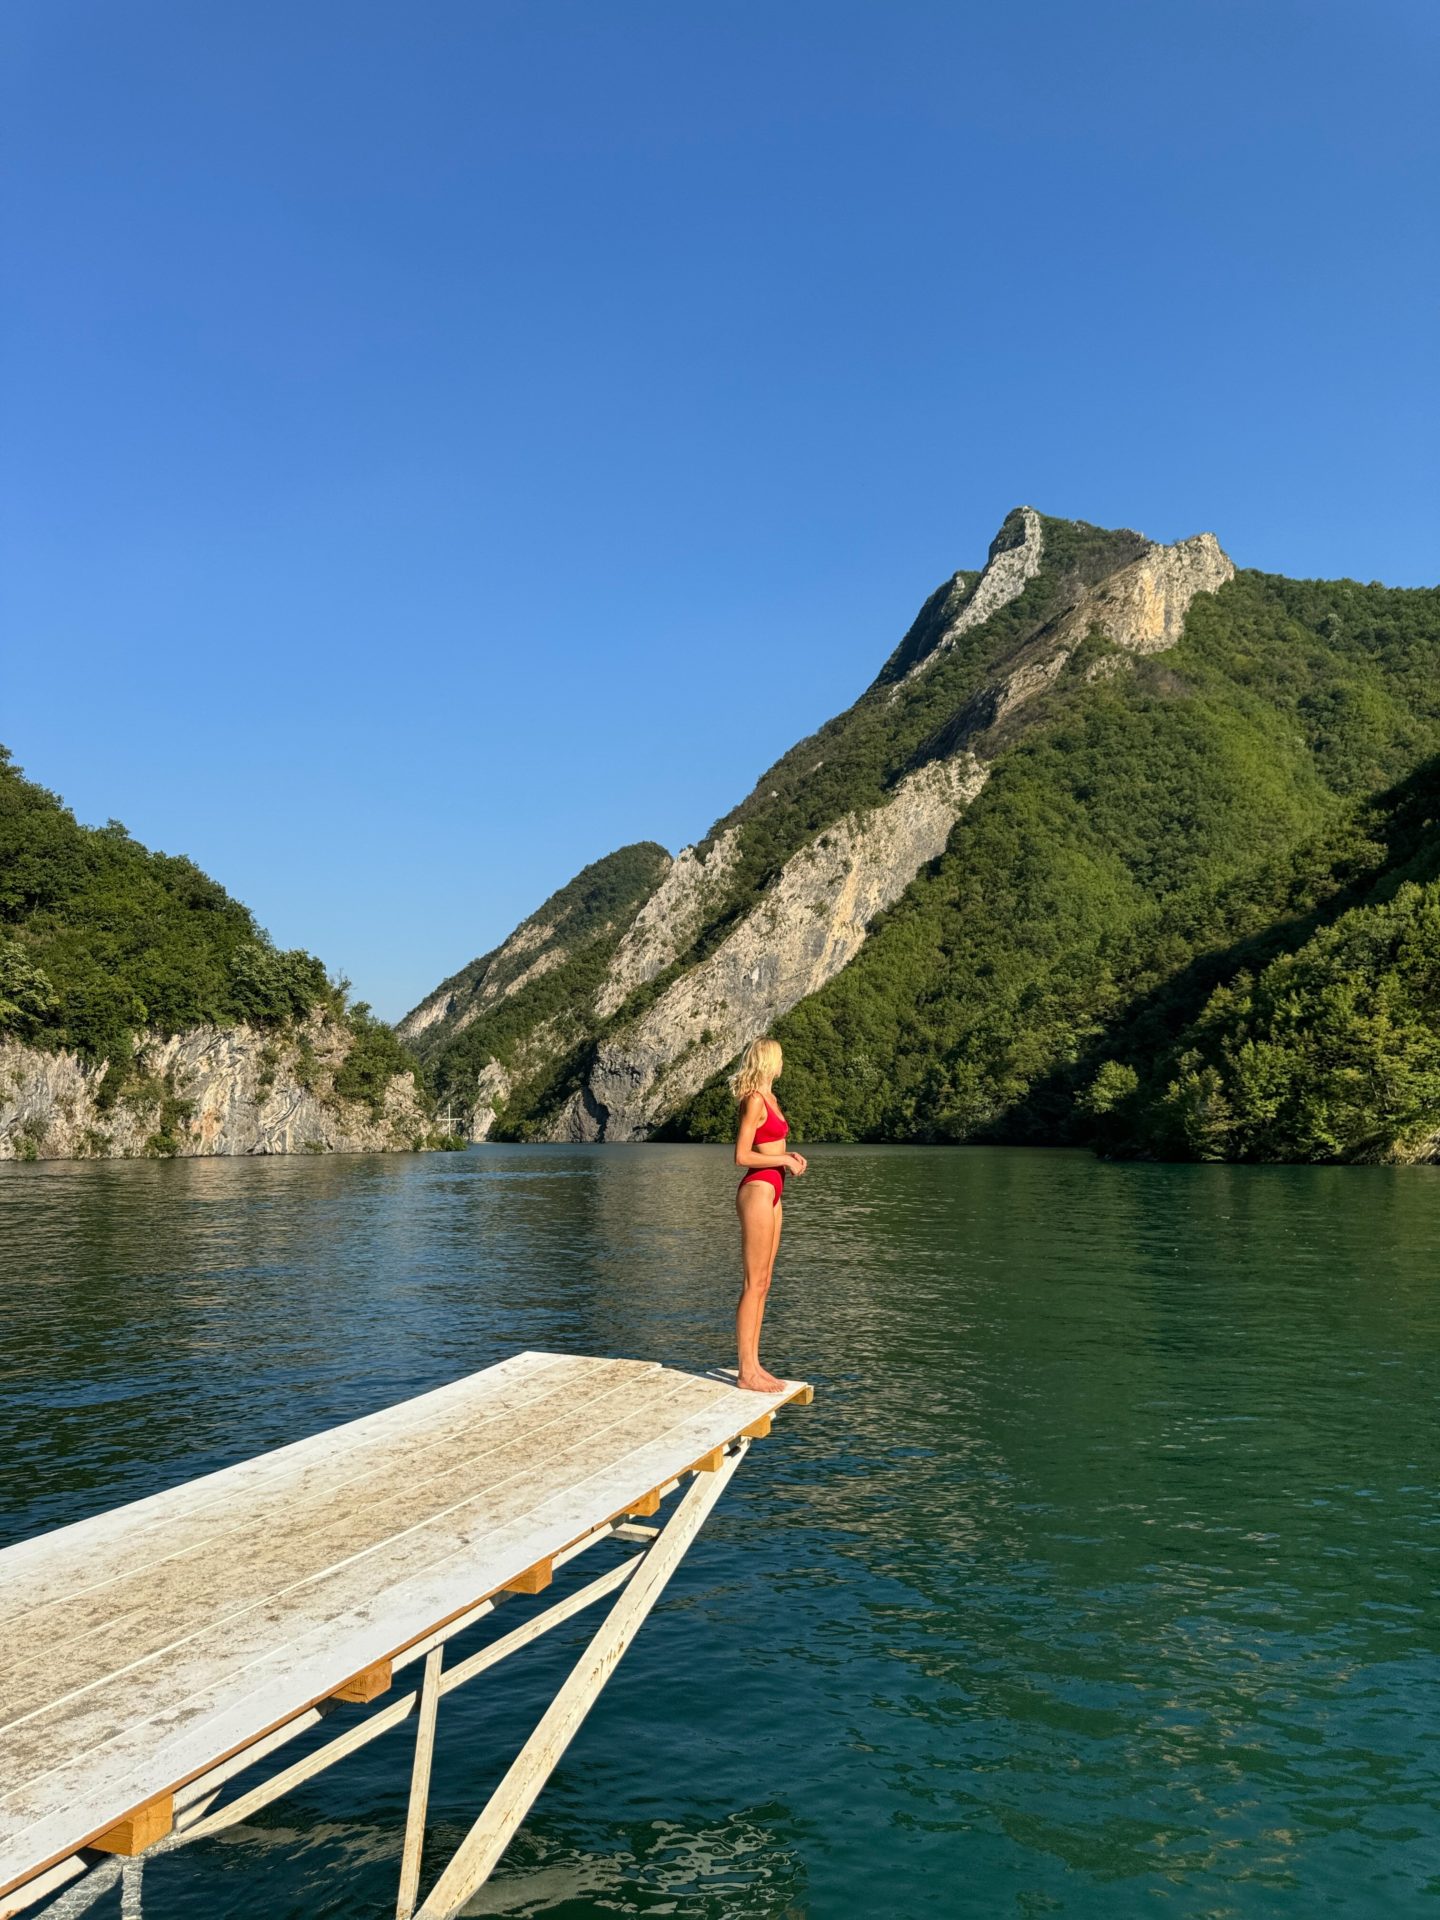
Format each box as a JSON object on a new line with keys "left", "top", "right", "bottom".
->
{"left": 736, "top": 1183, "right": 777, "bottom": 1391}
{"left": 751, "top": 1201, "right": 785, "bottom": 1390}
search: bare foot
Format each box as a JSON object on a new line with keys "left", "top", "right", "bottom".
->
{"left": 754, "top": 1366, "right": 786, "bottom": 1392}
{"left": 736, "top": 1370, "right": 773, "bottom": 1392}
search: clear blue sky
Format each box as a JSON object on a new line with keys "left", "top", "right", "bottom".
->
{"left": 4, "top": 1, "right": 1436, "bottom": 1020}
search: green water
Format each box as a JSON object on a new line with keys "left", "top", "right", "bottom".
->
{"left": 2, "top": 1146, "right": 1437, "bottom": 1917}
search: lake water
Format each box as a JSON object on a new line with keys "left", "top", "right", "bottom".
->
{"left": 2, "top": 1145, "right": 1437, "bottom": 1918}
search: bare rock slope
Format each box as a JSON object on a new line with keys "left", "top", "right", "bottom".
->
{"left": 1, "top": 1010, "right": 430, "bottom": 1160}
{"left": 413, "top": 508, "right": 1234, "bottom": 1142}
{"left": 555, "top": 757, "right": 989, "bottom": 1139}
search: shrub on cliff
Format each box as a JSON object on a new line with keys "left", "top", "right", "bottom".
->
{"left": 0, "top": 751, "right": 423, "bottom": 1128}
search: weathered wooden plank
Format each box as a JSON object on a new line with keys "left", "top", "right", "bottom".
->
{"left": 0, "top": 1354, "right": 620, "bottom": 1635}
{"left": 0, "top": 1359, "right": 810, "bottom": 1900}
{"left": 0, "top": 1354, "right": 565, "bottom": 1588}
{"left": 0, "top": 1368, "right": 680, "bottom": 1716}
{"left": 1, "top": 1373, "right": 719, "bottom": 1778}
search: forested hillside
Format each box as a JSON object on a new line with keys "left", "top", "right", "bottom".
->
{"left": 399, "top": 842, "right": 670, "bottom": 1135}
{"left": 406, "top": 510, "right": 1440, "bottom": 1165}
{"left": 674, "top": 570, "right": 1440, "bottom": 1160}
{"left": 0, "top": 748, "right": 423, "bottom": 1148}
{"left": 1100, "top": 755, "right": 1440, "bottom": 1163}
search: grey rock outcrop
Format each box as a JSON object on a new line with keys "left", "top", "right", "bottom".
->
{"left": 0, "top": 1011, "right": 430, "bottom": 1160}
{"left": 396, "top": 911, "right": 571, "bottom": 1047}
{"left": 934, "top": 529, "right": 1236, "bottom": 749}
{"left": 1056, "top": 532, "right": 1233, "bottom": 657}
{"left": 552, "top": 522, "right": 1232, "bottom": 1140}
{"left": 594, "top": 828, "right": 742, "bottom": 1018}
{"left": 396, "top": 843, "right": 673, "bottom": 1065}
{"left": 552, "top": 754, "right": 989, "bottom": 1140}
{"left": 901, "top": 506, "right": 1044, "bottom": 682}
{"left": 467, "top": 1059, "right": 512, "bottom": 1142}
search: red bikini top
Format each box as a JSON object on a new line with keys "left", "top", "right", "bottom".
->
{"left": 752, "top": 1094, "right": 788, "bottom": 1145}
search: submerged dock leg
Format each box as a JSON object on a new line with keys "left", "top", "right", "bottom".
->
{"left": 117, "top": 1865, "right": 142, "bottom": 1920}
{"left": 414, "top": 1440, "right": 749, "bottom": 1920}
{"left": 395, "top": 1647, "right": 444, "bottom": 1920}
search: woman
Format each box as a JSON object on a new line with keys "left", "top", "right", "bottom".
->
{"left": 733, "top": 1037, "right": 807, "bottom": 1392}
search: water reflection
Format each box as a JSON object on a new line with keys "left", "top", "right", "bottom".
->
{"left": 2, "top": 1146, "right": 1438, "bottom": 1916}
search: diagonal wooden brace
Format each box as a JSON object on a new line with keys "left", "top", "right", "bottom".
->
{"left": 413, "top": 1442, "right": 748, "bottom": 1919}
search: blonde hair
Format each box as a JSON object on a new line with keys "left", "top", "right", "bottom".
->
{"left": 733, "top": 1037, "right": 783, "bottom": 1102}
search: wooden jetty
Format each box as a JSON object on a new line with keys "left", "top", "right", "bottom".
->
{"left": 0, "top": 1351, "right": 812, "bottom": 1919}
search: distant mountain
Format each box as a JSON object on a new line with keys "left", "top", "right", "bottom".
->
{"left": 396, "top": 843, "right": 670, "bottom": 1135}
{"left": 0, "top": 749, "right": 433, "bottom": 1159}
{"left": 409, "top": 508, "right": 1440, "bottom": 1164}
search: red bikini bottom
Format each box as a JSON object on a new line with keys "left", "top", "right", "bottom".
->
{"left": 738, "top": 1167, "right": 785, "bottom": 1206}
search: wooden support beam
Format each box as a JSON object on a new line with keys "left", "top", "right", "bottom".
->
{"left": 691, "top": 1446, "right": 726, "bottom": 1473}
{"left": 624, "top": 1489, "right": 660, "bottom": 1517}
{"left": 333, "top": 1659, "right": 392, "bottom": 1704}
{"left": 396, "top": 1647, "right": 443, "bottom": 1920}
{"left": 182, "top": 1560, "right": 644, "bottom": 1849}
{"left": 414, "top": 1444, "right": 747, "bottom": 1918}
{"left": 91, "top": 1794, "right": 173, "bottom": 1856}
{"left": 791, "top": 1384, "right": 815, "bottom": 1406}
{"left": 504, "top": 1556, "right": 553, "bottom": 1596}
{"left": 741, "top": 1413, "right": 772, "bottom": 1439}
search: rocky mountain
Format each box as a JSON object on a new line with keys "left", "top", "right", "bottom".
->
{"left": 1, "top": 1010, "right": 431, "bottom": 1160}
{"left": 396, "top": 843, "right": 670, "bottom": 1139}
{"left": 411, "top": 505, "right": 1440, "bottom": 1163}
{"left": 0, "top": 749, "right": 434, "bottom": 1159}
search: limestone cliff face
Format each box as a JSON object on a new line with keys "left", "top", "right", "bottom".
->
{"left": 1056, "top": 532, "right": 1233, "bottom": 657}
{"left": 552, "top": 756, "right": 988, "bottom": 1140}
{"left": 900, "top": 506, "right": 1045, "bottom": 682}
{"left": 594, "top": 828, "right": 742, "bottom": 1018}
{"left": 396, "top": 912, "right": 564, "bottom": 1047}
{"left": 413, "top": 508, "right": 1236, "bottom": 1144}
{"left": 467, "top": 1059, "right": 513, "bottom": 1142}
{"left": 544, "top": 522, "right": 1233, "bottom": 1141}
{"left": 396, "top": 842, "right": 672, "bottom": 1065}
{"left": 936, "top": 529, "right": 1236, "bottom": 748}
{"left": 0, "top": 1011, "right": 430, "bottom": 1160}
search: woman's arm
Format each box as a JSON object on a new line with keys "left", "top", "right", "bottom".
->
{"left": 734, "top": 1094, "right": 806, "bottom": 1174}
{"left": 734, "top": 1093, "right": 769, "bottom": 1168}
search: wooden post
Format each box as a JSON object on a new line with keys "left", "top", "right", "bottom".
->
{"left": 504, "top": 1556, "right": 553, "bottom": 1595}
{"left": 414, "top": 1442, "right": 748, "bottom": 1919}
{"left": 91, "top": 1795, "right": 172, "bottom": 1856}
{"left": 396, "top": 1647, "right": 443, "bottom": 1920}
{"left": 120, "top": 1859, "right": 145, "bottom": 1920}
{"left": 333, "top": 1659, "right": 392, "bottom": 1704}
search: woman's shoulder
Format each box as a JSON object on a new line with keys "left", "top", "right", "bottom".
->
{"left": 738, "top": 1089, "right": 767, "bottom": 1114}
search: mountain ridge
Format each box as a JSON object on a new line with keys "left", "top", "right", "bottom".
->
{"left": 423, "top": 505, "right": 1424, "bottom": 1151}
{"left": 409, "top": 506, "right": 1440, "bottom": 1163}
